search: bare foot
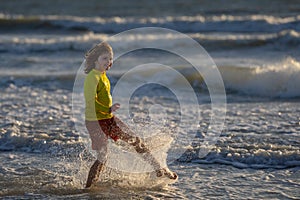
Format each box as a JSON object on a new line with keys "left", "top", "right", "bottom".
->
{"left": 85, "top": 160, "right": 104, "bottom": 188}
{"left": 156, "top": 168, "right": 178, "bottom": 180}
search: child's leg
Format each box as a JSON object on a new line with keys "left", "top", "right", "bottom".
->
{"left": 125, "top": 136, "right": 177, "bottom": 179}
{"left": 85, "top": 151, "right": 107, "bottom": 188}
{"left": 112, "top": 117, "right": 177, "bottom": 179}
{"left": 85, "top": 121, "right": 108, "bottom": 188}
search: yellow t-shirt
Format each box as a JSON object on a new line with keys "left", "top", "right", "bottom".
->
{"left": 84, "top": 69, "right": 113, "bottom": 120}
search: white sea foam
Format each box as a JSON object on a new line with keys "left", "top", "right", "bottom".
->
{"left": 219, "top": 57, "right": 300, "bottom": 98}
{"left": 1, "top": 29, "right": 300, "bottom": 53}
{"left": 1, "top": 13, "right": 300, "bottom": 33}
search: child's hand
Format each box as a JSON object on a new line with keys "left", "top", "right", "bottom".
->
{"left": 110, "top": 103, "right": 120, "bottom": 112}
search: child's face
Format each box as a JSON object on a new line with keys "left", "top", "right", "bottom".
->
{"left": 95, "top": 53, "right": 113, "bottom": 72}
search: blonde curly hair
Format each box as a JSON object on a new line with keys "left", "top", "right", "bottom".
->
{"left": 84, "top": 42, "right": 113, "bottom": 74}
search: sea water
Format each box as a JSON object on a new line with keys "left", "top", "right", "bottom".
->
{"left": 0, "top": 0, "right": 300, "bottom": 199}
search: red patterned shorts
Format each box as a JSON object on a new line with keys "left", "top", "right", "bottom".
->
{"left": 85, "top": 116, "right": 132, "bottom": 150}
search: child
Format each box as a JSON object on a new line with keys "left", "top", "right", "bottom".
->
{"left": 83, "top": 42, "right": 177, "bottom": 188}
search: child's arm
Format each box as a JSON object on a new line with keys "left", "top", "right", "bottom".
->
{"left": 110, "top": 103, "right": 120, "bottom": 113}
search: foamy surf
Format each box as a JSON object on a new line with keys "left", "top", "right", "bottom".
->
{"left": 1, "top": 13, "right": 300, "bottom": 34}
{"left": 219, "top": 57, "right": 300, "bottom": 98}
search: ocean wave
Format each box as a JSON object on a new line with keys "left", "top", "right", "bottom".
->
{"left": 192, "top": 29, "right": 300, "bottom": 50}
{"left": 1, "top": 13, "right": 300, "bottom": 34}
{"left": 1, "top": 57, "right": 299, "bottom": 99}
{"left": 1, "top": 29, "right": 300, "bottom": 53}
{"left": 218, "top": 57, "right": 300, "bottom": 98}
{"left": 1, "top": 13, "right": 300, "bottom": 53}
{"left": 0, "top": 32, "right": 100, "bottom": 53}
{"left": 178, "top": 137, "right": 300, "bottom": 169}
{"left": 124, "top": 57, "right": 300, "bottom": 98}
{"left": 183, "top": 148, "right": 300, "bottom": 169}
